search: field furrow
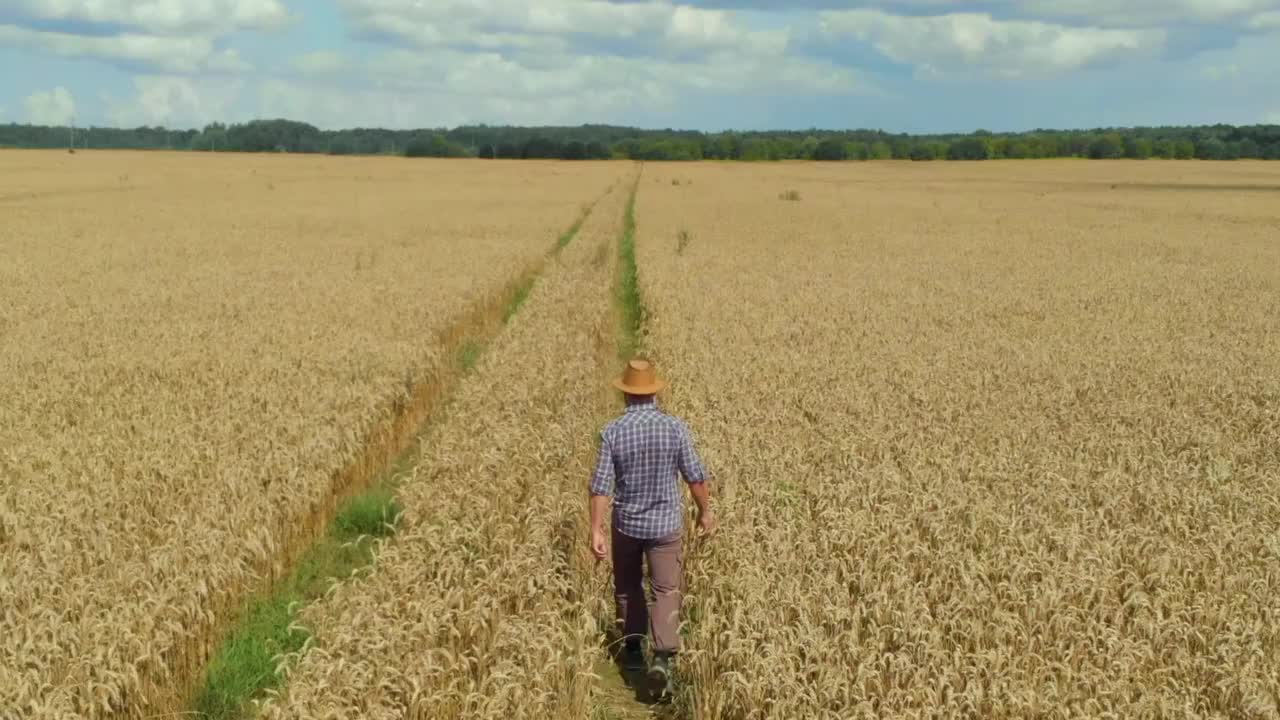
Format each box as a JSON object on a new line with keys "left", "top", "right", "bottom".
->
{"left": 256, "top": 169, "right": 634, "bottom": 720}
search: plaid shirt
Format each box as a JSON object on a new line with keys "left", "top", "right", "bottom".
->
{"left": 590, "top": 398, "right": 707, "bottom": 539}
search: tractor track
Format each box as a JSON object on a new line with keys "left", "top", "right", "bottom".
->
{"left": 153, "top": 181, "right": 617, "bottom": 720}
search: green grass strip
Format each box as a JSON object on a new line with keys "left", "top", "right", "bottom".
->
{"left": 556, "top": 217, "right": 585, "bottom": 253}
{"left": 555, "top": 199, "right": 597, "bottom": 255}
{"left": 191, "top": 191, "right": 592, "bottom": 719}
{"left": 617, "top": 176, "right": 644, "bottom": 360}
{"left": 192, "top": 485, "right": 402, "bottom": 719}
{"left": 193, "top": 336, "right": 500, "bottom": 718}
{"left": 457, "top": 340, "right": 486, "bottom": 372}
{"left": 502, "top": 277, "right": 536, "bottom": 324}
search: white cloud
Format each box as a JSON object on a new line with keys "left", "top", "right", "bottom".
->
{"left": 821, "top": 10, "right": 1165, "bottom": 76}
{"left": 24, "top": 87, "right": 76, "bottom": 125}
{"left": 262, "top": 39, "right": 865, "bottom": 130}
{"left": 106, "top": 76, "right": 245, "bottom": 127}
{"left": 208, "top": 48, "right": 253, "bottom": 73}
{"left": 1267, "top": 110, "right": 1280, "bottom": 124}
{"left": 1021, "top": 0, "right": 1280, "bottom": 27}
{"left": 344, "top": 0, "right": 667, "bottom": 40}
{"left": 341, "top": 0, "right": 788, "bottom": 56}
{"left": 663, "top": 5, "right": 789, "bottom": 54}
{"left": 291, "top": 51, "right": 347, "bottom": 75}
{"left": 12, "top": 1, "right": 1274, "bottom": 133}
{"left": 366, "top": 43, "right": 863, "bottom": 103}
{"left": 316, "top": 0, "right": 858, "bottom": 129}
{"left": 258, "top": 73, "right": 670, "bottom": 130}
{"left": 1247, "top": 10, "right": 1280, "bottom": 27}
{"left": 0, "top": 24, "right": 252, "bottom": 73}
{"left": 5, "top": 0, "right": 291, "bottom": 34}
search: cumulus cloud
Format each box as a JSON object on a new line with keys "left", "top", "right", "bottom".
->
{"left": 268, "top": 40, "right": 865, "bottom": 129}
{"left": 366, "top": 43, "right": 864, "bottom": 103}
{"left": 821, "top": 10, "right": 1165, "bottom": 76}
{"left": 1021, "top": 0, "right": 1280, "bottom": 27}
{"left": 346, "top": 0, "right": 660, "bottom": 40}
{"left": 0, "top": 1, "right": 277, "bottom": 78}
{"left": 7, "top": 0, "right": 1274, "bottom": 131}
{"left": 4, "top": 0, "right": 291, "bottom": 34}
{"left": 341, "top": 0, "right": 788, "bottom": 57}
{"left": 0, "top": 24, "right": 252, "bottom": 73}
{"left": 666, "top": 0, "right": 1280, "bottom": 30}
{"left": 24, "top": 87, "right": 76, "bottom": 125}
{"left": 106, "top": 75, "right": 245, "bottom": 127}
{"left": 322, "top": 0, "right": 860, "bottom": 127}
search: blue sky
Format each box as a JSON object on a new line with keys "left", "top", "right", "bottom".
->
{"left": 1, "top": 0, "right": 1278, "bottom": 133}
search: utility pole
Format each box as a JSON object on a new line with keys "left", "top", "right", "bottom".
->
{"left": 69, "top": 116, "right": 76, "bottom": 150}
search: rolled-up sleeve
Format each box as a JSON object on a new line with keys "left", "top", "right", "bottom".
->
{"left": 590, "top": 431, "right": 616, "bottom": 496}
{"left": 677, "top": 424, "right": 707, "bottom": 484}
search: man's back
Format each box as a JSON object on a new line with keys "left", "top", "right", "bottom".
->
{"left": 591, "top": 398, "right": 706, "bottom": 539}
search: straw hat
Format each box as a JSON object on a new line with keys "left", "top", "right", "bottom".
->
{"left": 613, "top": 358, "right": 666, "bottom": 395}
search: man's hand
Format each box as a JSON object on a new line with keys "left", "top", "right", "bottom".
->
{"left": 696, "top": 509, "right": 717, "bottom": 537}
{"left": 591, "top": 526, "right": 608, "bottom": 561}
{"left": 589, "top": 494, "right": 611, "bottom": 562}
{"left": 688, "top": 480, "right": 715, "bottom": 537}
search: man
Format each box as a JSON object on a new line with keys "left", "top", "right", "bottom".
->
{"left": 589, "top": 358, "right": 715, "bottom": 687}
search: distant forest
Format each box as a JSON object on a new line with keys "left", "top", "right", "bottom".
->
{"left": 3, "top": 120, "right": 1279, "bottom": 161}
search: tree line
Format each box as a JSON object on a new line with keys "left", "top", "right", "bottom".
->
{"left": 3, "top": 119, "right": 1278, "bottom": 161}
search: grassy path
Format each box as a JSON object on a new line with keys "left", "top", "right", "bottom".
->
{"left": 586, "top": 164, "right": 681, "bottom": 720}
{"left": 616, "top": 168, "right": 645, "bottom": 361}
{"left": 253, "top": 168, "right": 633, "bottom": 719}
{"left": 187, "top": 185, "right": 612, "bottom": 720}
{"left": 204, "top": 164, "right": 681, "bottom": 720}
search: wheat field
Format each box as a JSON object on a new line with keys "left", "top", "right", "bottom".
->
{"left": 255, "top": 169, "right": 632, "bottom": 720}
{"left": 3, "top": 154, "right": 1278, "bottom": 720}
{"left": 637, "top": 161, "right": 1280, "bottom": 718}
{"left": 0, "top": 151, "right": 623, "bottom": 719}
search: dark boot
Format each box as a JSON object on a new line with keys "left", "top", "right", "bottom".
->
{"left": 621, "top": 640, "right": 645, "bottom": 672}
{"left": 648, "top": 650, "right": 674, "bottom": 689}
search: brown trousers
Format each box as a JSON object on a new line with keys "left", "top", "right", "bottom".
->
{"left": 612, "top": 528, "right": 683, "bottom": 653}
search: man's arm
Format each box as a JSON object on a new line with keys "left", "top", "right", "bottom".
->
{"left": 677, "top": 423, "right": 716, "bottom": 535}
{"left": 590, "top": 495, "right": 611, "bottom": 537}
{"left": 687, "top": 479, "right": 713, "bottom": 529}
{"left": 588, "top": 432, "right": 615, "bottom": 560}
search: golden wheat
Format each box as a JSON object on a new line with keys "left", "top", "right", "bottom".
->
{"left": 0, "top": 151, "right": 622, "bottom": 720}
{"left": 256, "top": 170, "right": 632, "bottom": 720}
{"left": 637, "top": 160, "right": 1280, "bottom": 719}
{"left": 7, "top": 153, "right": 1279, "bottom": 720}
